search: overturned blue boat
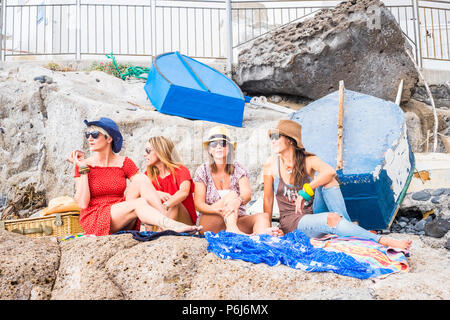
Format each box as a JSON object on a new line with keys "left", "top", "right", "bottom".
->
{"left": 144, "top": 52, "right": 246, "bottom": 127}
{"left": 291, "top": 89, "right": 415, "bottom": 230}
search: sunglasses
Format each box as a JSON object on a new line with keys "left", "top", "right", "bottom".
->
{"left": 269, "top": 133, "right": 282, "bottom": 140}
{"left": 85, "top": 131, "right": 103, "bottom": 139}
{"left": 209, "top": 140, "right": 228, "bottom": 148}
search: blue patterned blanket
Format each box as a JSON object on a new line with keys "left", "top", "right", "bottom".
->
{"left": 205, "top": 230, "right": 406, "bottom": 279}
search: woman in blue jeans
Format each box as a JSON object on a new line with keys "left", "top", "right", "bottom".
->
{"left": 263, "top": 120, "right": 412, "bottom": 250}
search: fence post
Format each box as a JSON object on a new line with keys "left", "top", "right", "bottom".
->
{"left": 225, "top": 0, "right": 233, "bottom": 75}
{"left": 76, "top": 0, "right": 81, "bottom": 60}
{"left": 1, "top": 0, "right": 6, "bottom": 61}
{"left": 150, "top": 0, "right": 155, "bottom": 62}
{"left": 412, "top": 0, "right": 423, "bottom": 68}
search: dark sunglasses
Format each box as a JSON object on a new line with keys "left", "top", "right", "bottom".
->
{"left": 269, "top": 133, "right": 282, "bottom": 140}
{"left": 85, "top": 131, "right": 101, "bottom": 139}
{"left": 209, "top": 140, "right": 228, "bottom": 148}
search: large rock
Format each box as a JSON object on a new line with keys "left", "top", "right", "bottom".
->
{"left": 401, "top": 99, "right": 450, "bottom": 153}
{"left": 234, "top": 0, "right": 418, "bottom": 102}
{"left": 0, "top": 231, "right": 60, "bottom": 299}
{"left": 0, "top": 62, "right": 285, "bottom": 210}
{"left": 1, "top": 230, "right": 450, "bottom": 300}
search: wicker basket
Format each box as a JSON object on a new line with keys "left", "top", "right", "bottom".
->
{"left": 0, "top": 212, "right": 84, "bottom": 238}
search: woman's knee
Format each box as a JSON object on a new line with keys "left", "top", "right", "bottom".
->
{"left": 327, "top": 212, "right": 342, "bottom": 228}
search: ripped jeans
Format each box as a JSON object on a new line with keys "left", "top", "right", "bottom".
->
{"left": 312, "top": 185, "right": 351, "bottom": 221}
{"left": 297, "top": 185, "right": 381, "bottom": 242}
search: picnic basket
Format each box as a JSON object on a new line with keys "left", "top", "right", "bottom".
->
{"left": 0, "top": 212, "right": 84, "bottom": 238}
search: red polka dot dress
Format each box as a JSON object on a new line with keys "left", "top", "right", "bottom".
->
{"left": 74, "top": 157, "right": 141, "bottom": 236}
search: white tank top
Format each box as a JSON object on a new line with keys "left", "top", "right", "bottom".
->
{"left": 217, "top": 189, "right": 231, "bottom": 198}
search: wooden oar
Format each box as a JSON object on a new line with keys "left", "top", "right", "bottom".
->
{"left": 336, "top": 80, "right": 345, "bottom": 171}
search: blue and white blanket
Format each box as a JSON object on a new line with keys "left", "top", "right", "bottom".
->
{"left": 205, "top": 230, "right": 387, "bottom": 279}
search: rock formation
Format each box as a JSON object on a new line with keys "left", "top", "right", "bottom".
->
{"left": 234, "top": 0, "right": 419, "bottom": 102}
{"left": 1, "top": 230, "right": 449, "bottom": 300}
{"left": 0, "top": 62, "right": 285, "bottom": 216}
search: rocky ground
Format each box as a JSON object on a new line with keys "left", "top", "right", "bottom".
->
{"left": 1, "top": 228, "right": 449, "bottom": 300}
{"left": 0, "top": 0, "right": 449, "bottom": 301}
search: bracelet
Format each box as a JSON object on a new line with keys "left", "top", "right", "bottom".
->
{"left": 78, "top": 165, "right": 90, "bottom": 174}
{"left": 162, "top": 202, "right": 169, "bottom": 210}
{"left": 298, "top": 189, "right": 311, "bottom": 202}
{"left": 303, "top": 183, "right": 314, "bottom": 197}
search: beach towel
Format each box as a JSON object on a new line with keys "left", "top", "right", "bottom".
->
{"left": 309, "top": 235, "right": 409, "bottom": 278}
{"left": 204, "top": 230, "right": 409, "bottom": 279}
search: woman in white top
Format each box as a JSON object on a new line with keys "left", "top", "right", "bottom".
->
{"left": 193, "top": 126, "right": 281, "bottom": 236}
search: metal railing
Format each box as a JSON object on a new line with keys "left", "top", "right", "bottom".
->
{"left": 0, "top": 0, "right": 449, "bottom": 70}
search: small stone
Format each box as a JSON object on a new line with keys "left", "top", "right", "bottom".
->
{"left": 399, "top": 221, "right": 407, "bottom": 228}
{"left": 424, "top": 217, "right": 450, "bottom": 238}
{"left": 411, "top": 191, "right": 431, "bottom": 201}
{"left": 445, "top": 238, "right": 450, "bottom": 251}
{"left": 269, "top": 95, "right": 282, "bottom": 103}
{"left": 431, "top": 197, "right": 440, "bottom": 204}
{"left": 431, "top": 188, "right": 445, "bottom": 196}
{"left": 414, "top": 219, "right": 427, "bottom": 232}
{"left": 399, "top": 217, "right": 409, "bottom": 223}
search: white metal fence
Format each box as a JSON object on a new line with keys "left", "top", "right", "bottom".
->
{"left": 1, "top": 0, "right": 449, "bottom": 70}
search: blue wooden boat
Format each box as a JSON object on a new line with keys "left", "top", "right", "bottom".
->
{"left": 144, "top": 52, "right": 246, "bottom": 127}
{"left": 291, "top": 89, "right": 415, "bottom": 230}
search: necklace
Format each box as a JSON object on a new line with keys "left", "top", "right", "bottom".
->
{"left": 281, "top": 159, "right": 293, "bottom": 175}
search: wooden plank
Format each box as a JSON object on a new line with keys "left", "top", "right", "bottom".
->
{"left": 336, "top": 80, "right": 344, "bottom": 170}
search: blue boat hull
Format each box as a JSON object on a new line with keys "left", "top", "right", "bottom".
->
{"left": 291, "top": 90, "right": 415, "bottom": 230}
{"left": 144, "top": 52, "right": 245, "bottom": 127}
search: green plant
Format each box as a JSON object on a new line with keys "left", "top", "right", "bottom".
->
{"left": 90, "top": 61, "right": 131, "bottom": 79}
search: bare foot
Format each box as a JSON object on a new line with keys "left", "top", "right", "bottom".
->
{"left": 379, "top": 236, "right": 412, "bottom": 251}
{"left": 257, "top": 227, "right": 284, "bottom": 237}
{"left": 158, "top": 216, "right": 203, "bottom": 234}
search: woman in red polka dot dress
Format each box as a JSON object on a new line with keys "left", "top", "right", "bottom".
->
{"left": 67, "top": 117, "right": 202, "bottom": 236}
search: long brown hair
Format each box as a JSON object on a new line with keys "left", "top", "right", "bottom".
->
{"left": 146, "top": 136, "right": 183, "bottom": 187}
{"left": 284, "top": 135, "right": 315, "bottom": 187}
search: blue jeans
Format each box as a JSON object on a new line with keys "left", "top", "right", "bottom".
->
{"left": 313, "top": 185, "right": 352, "bottom": 221}
{"left": 298, "top": 184, "right": 381, "bottom": 242}
{"left": 297, "top": 212, "right": 381, "bottom": 242}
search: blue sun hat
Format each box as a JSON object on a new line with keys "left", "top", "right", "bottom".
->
{"left": 83, "top": 117, "right": 123, "bottom": 153}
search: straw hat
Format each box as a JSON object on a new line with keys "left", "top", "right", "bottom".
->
{"left": 41, "top": 196, "right": 81, "bottom": 216}
{"left": 268, "top": 120, "right": 304, "bottom": 149}
{"left": 203, "top": 126, "right": 237, "bottom": 149}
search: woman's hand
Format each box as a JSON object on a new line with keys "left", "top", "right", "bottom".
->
{"left": 223, "top": 197, "right": 241, "bottom": 218}
{"left": 295, "top": 195, "right": 305, "bottom": 215}
{"left": 157, "top": 191, "right": 171, "bottom": 202}
{"left": 68, "top": 150, "right": 87, "bottom": 167}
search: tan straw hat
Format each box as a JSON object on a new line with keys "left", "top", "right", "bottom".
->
{"left": 268, "top": 119, "right": 304, "bottom": 149}
{"left": 41, "top": 196, "right": 81, "bottom": 217}
{"left": 203, "top": 126, "right": 237, "bottom": 149}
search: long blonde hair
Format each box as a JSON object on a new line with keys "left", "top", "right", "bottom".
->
{"left": 146, "top": 136, "right": 183, "bottom": 186}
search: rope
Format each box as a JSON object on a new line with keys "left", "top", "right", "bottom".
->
{"left": 105, "top": 52, "right": 150, "bottom": 80}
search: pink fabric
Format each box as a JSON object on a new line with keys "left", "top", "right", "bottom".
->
{"left": 193, "top": 161, "right": 249, "bottom": 216}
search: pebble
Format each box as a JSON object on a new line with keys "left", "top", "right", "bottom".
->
{"left": 411, "top": 191, "right": 431, "bottom": 201}
{"left": 414, "top": 219, "right": 427, "bottom": 232}
{"left": 445, "top": 238, "right": 450, "bottom": 251}
{"left": 431, "top": 188, "right": 445, "bottom": 196}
